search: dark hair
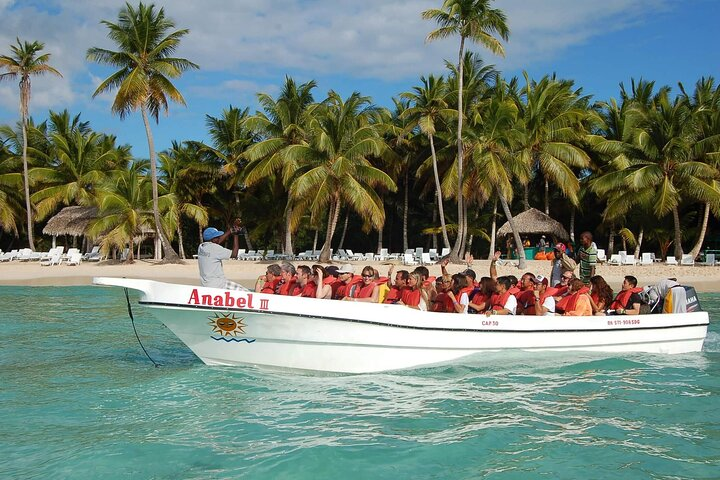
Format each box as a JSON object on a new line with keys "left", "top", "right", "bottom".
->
{"left": 625, "top": 275, "right": 638, "bottom": 288}
{"left": 507, "top": 275, "right": 518, "bottom": 286}
{"left": 361, "top": 266, "right": 375, "bottom": 277}
{"left": 297, "top": 265, "right": 312, "bottom": 277}
{"left": 266, "top": 264, "right": 282, "bottom": 276}
{"left": 312, "top": 264, "right": 327, "bottom": 277}
{"left": 464, "top": 269, "right": 477, "bottom": 281}
{"left": 569, "top": 278, "right": 585, "bottom": 291}
{"left": 496, "top": 276, "right": 511, "bottom": 291}
{"left": 581, "top": 231, "right": 593, "bottom": 241}
{"left": 413, "top": 266, "right": 429, "bottom": 280}
{"left": 451, "top": 273, "right": 467, "bottom": 295}
{"left": 479, "top": 276, "right": 496, "bottom": 295}
{"left": 396, "top": 270, "right": 410, "bottom": 282}
{"left": 590, "top": 275, "right": 613, "bottom": 307}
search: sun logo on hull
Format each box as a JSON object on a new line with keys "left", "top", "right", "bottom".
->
{"left": 208, "top": 313, "right": 246, "bottom": 336}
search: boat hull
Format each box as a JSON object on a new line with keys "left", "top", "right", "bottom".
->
{"left": 94, "top": 277, "right": 709, "bottom": 373}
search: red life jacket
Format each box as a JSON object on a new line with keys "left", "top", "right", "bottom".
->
{"left": 517, "top": 290, "right": 536, "bottom": 314}
{"left": 560, "top": 286, "right": 591, "bottom": 313}
{"left": 554, "top": 285, "right": 569, "bottom": 296}
{"left": 471, "top": 291, "right": 491, "bottom": 311}
{"left": 431, "top": 292, "right": 453, "bottom": 312}
{"left": 460, "top": 286, "right": 474, "bottom": 298}
{"left": 610, "top": 287, "right": 644, "bottom": 310}
{"left": 341, "top": 276, "right": 364, "bottom": 299}
{"left": 260, "top": 278, "right": 281, "bottom": 295}
{"left": 490, "top": 290, "right": 512, "bottom": 311}
{"left": 278, "top": 277, "right": 298, "bottom": 296}
{"left": 356, "top": 281, "right": 377, "bottom": 299}
{"left": 403, "top": 288, "right": 422, "bottom": 307}
{"left": 508, "top": 286, "right": 520, "bottom": 296}
{"left": 300, "top": 281, "right": 317, "bottom": 298}
{"left": 383, "top": 286, "right": 403, "bottom": 303}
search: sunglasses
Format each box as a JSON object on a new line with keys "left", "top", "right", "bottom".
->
{"left": 562, "top": 276, "right": 573, "bottom": 280}
{"left": 362, "top": 274, "right": 373, "bottom": 278}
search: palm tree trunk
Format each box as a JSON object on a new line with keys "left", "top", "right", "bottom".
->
{"left": 488, "top": 198, "right": 497, "bottom": 259}
{"left": 377, "top": 225, "right": 383, "bottom": 254}
{"left": 312, "top": 229, "right": 318, "bottom": 253}
{"left": 127, "top": 237, "right": 135, "bottom": 263}
{"left": 319, "top": 197, "right": 341, "bottom": 262}
{"left": 608, "top": 228, "right": 615, "bottom": 256}
{"left": 141, "top": 106, "right": 180, "bottom": 263}
{"left": 633, "top": 228, "right": 643, "bottom": 259}
{"left": 689, "top": 202, "right": 710, "bottom": 260}
{"left": 459, "top": 200, "right": 469, "bottom": 259}
{"left": 544, "top": 178, "right": 550, "bottom": 215}
{"left": 569, "top": 208, "right": 576, "bottom": 243}
{"left": 499, "top": 194, "right": 526, "bottom": 269}
{"left": 431, "top": 208, "right": 438, "bottom": 250}
{"left": 672, "top": 206, "right": 683, "bottom": 259}
{"left": 20, "top": 102, "right": 35, "bottom": 250}
{"left": 177, "top": 221, "right": 186, "bottom": 259}
{"left": 283, "top": 203, "right": 293, "bottom": 256}
{"left": 337, "top": 210, "right": 349, "bottom": 250}
{"left": 403, "top": 168, "right": 409, "bottom": 252}
{"left": 522, "top": 184, "right": 530, "bottom": 211}
{"left": 429, "top": 134, "right": 450, "bottom": 249}
{"left": 450, "top": 36, "right": 466, "bottom": 263}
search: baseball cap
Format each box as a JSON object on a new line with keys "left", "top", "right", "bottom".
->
{"left": 203, "top": 227, "right": 224, "bottom": 241}
{"left": 325, "top": 265, "right": 339, "bottom": 277}
{"left": 532, "top": 274, "right": 549, "bottom": 286}
{"left": 554, "top": 243, "right": 566, "bottom": 253}
{"left": 336, "top": 263, "right": 355, "bottom": 274}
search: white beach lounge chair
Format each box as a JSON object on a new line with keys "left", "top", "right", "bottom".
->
{"left": 702, "top": 253, "right": 716, "bottom": 266}
{"left": 680, "top": 254, "right": 695, "bottom": 266}
{"left": 619, "top": 251, "right": 636, "bottom": 266}
{"left": 421, "top": 252, "right": 435, "bottom": 265}
{"left": 40, "top": 252, "right": 63, "bottom": 266}
{"left": 665, "top": 256, "right": 678, "bottom": 266}
{"left": 66, "top": 252, "right": 82, "bottom": 266}
{"left": 639, "top": 252, "right": 653, "bottom": 266}
{"left": 403, "top": 253, "right": 419, "bottom": 266}
{"left": 607, "top": 254, "right": 622, "bottom": 266}
{"left": 596, "top": 249, "right": 606, "bottom": 263}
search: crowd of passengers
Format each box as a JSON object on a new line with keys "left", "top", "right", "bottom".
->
{"left": 252, "top": 256, "right": 650, "bottom": 316}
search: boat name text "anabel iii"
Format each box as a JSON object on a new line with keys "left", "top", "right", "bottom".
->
{"left": 187, "top": 289, "right": 270, "bottom": 310}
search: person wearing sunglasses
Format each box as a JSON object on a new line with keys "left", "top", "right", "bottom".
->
{"left": 344, "top": 266, "right": 380, "bottom": 303}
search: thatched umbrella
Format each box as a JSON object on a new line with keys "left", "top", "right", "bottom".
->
{"left": 43, "top": 206, "right": 99, "bottom": 248}
{"left": 496, "top": 207, "right": 569, "bottom": 242}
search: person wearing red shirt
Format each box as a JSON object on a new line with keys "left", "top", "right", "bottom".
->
{"left": 294, "top": 265, "right": 317, "bottom": 298}
{"left": 335, "top": 264, "right": 363, "bottom": 299}
{"left": 278, "top": 262, "right": 300, "bottom": 296}
{"left": 344, "top": 266, "right": 380, "bottom": 302}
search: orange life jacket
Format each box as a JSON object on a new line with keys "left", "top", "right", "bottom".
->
{"left": 300, "top": 281, "right": 317, "bottom": 298}
{"left": 356, "top": 281, "right": 377, "bottom": 299}
{"left": 610, "top": 287, "right": 644, "bottom": 310}
{"left": 278, "top": 277, "right": 298, "bottom": 296}
{"left": 516, "top": 289, "right": 536, "bottom": 314}
{"left": 260, "top": 278, "right": 281, "bottom": 295}
{"left": 490, "top": 290, "right": 512, "bottom": 311}
{"left": 384, "top": 286, "right": 403, "bottom": 303}
{"left": 403, "top": 288, "right": 422, "bottom": 307}
{"left": 431, "top": 292, "right": 453, "bottom": 312}
{"left": 560, "top": 286, "right": 591, "bottom": 313}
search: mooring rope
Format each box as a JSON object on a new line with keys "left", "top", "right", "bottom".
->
{"left": 124, "top": 288, "right": 161, "bottom": 368}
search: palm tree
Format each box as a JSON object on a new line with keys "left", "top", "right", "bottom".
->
{"left": 87, "top": 2, "right": 198, "bottom": 262}
{"left": 286, "top": 91, "right": 397, "bottom": 262}
{"left": 401, "top": 74, "right": 454, "bottom": 249}
{"left": 0, "top": 38, "right": 62, "bottom": 250}
{"left": 30, "top": 110, "right": 129, "bottom": 221}
{"left": 516, "top": 73, "right": 591, "bottom": 213}
{"left": 423, "top": 0, "right": 509, "bottom": 261}
{"left": 244, "top": 77, "right": 318, "bottom": 255}
{"left": 158, "top": 141, "right": 210, "bottom": 258}
{"left": 0, "top": 142, "right": 23, "bottom": 234}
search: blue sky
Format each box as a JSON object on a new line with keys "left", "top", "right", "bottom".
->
{"left": 1, "top": 0, "right": 718, "bottom": 157}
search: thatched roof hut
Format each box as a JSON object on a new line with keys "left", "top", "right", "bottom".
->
{"left": 496, "top": 207, "right": 569, "bottom": 241}
{"left": 43, "top": 206, "right": 98, "bottom": 238}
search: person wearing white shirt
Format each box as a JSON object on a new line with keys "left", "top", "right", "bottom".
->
{"left": 532, "top": 275, "right": 556, "bottom": 316}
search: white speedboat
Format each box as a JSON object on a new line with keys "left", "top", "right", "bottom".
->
{"left": 94, "top": 277, "right": 710, "bottom": 373}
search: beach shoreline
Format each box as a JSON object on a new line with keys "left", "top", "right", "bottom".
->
{"left": 1, "top": 258, "right": 719, "bottom": 292}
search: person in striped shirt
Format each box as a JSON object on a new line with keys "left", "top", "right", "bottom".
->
{"left": 577, "top": 231, "right": 597, "bottom": 285}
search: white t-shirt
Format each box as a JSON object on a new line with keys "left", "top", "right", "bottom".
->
{"left": 540, "top": 296, "right": 555, "bottom": 315}
{"left": 458, "top": 292, "right": 469, "bottom": 314}
{"left": 503, "top": 295, "right": 517, "bottom": 315}
{"left": 198, "top": 241, "right": 232, "bottom": 288}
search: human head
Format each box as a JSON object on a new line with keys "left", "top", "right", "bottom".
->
{"left": 280, "top": 262, "right": 296, "bottom": 281}
{"left": 623, "top": 275, "right": 638, "bottom": 290}
{"left": 463, "top": 268, "right": 477, "bottom": 284}
{"left": 580, "top": 231, "right": 593, "bottom": 247}
{"left": 413, "top": 266, "right": 429, "bottom": 281}
{"left": 590, "top": 275, "right": 609, "bottom": 291}
{"left": 394, "top": 269, "right": 409, "bottom": 286}
{"left": 202, "top": 227, "right": 224, "bottom": 243}
{"left": 496, "top": 276, "right": 511, "bottom": 293}
{"left": 337, "top": 263, "right": 355, "bottom": 283}
{"left": 479, "top": 276, "right": 496, "bottom": 293}
{"left": 560, "top": 271, "right": 575, "bottom": 285}
{"left": 296, "top": 265, "right": 312, "bottom": 285}
{"left": 554, "top": 243, "right": 566, "bottom": 255}
{"left": 325, "top": 265, "right": 339, "bottom": 278}
{"left": 408, "top": 272, "right": 422, "bottom": 289}
{"left": 569, "top": 278, "right": 584, "bottom": 292}
{"left": 507, "top": 275, "right": 518, "bottom": 288}
{"left": 265, "top": 263, "right": 282, "bottom": 281}
{"left": 520, "top": 272, "right": 536, "bottom": 289}
{"left": 451, "top": 273, "right": 467, "bottom": 294}
{"left": 361, "top": 266, "right": 375, "bottom": 284}
{"left": 532, "top": 274, "right": 549, "bottom": 292}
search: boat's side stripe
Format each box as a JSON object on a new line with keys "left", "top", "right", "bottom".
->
{"left": 138, "top": 301, "right": 708, "bottom": 334}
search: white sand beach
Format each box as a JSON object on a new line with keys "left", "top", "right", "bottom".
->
{"left": 1, "top": 258, "right": 719, "bottom": 292}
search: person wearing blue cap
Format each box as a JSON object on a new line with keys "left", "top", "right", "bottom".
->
{"left": 197, "top": 220, "right": 246, "bottom": 290}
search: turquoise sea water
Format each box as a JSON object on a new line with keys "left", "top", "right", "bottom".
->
{"left": 1, "top": 286, "right": 719, "bottom": 479}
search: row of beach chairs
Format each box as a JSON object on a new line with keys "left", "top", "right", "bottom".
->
{"left": 600, "top": 249, "right": 717, "bottom": 267}
{"left": 0, "top": 246, "right": 105, "bottom": 265}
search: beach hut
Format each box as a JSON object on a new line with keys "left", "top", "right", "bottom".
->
{"left": 42, "top": 206, "right": 99, "bottom": 249}
{"left": 496, "top": 208, "right": 570, "bottom": 258}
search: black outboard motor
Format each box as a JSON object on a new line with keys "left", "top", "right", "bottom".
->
{"left": 683, "top": 286, "right": 701, "bottom": 312}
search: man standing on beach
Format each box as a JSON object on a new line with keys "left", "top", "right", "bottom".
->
{"left": 198, "top": 223, "right": 245, "bottom": 290}
{"left": 577, "top": 232, "right": 597, "bottom": 285}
